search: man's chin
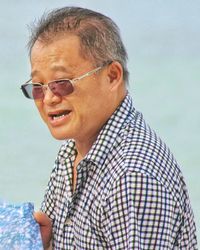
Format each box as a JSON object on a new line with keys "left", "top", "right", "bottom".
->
{"left": 49, "top": 129, "right": 71, "bottom": 141}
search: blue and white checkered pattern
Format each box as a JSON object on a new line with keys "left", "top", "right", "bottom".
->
{"left": 41, "top": 93, "right": 197, "bottom": 249}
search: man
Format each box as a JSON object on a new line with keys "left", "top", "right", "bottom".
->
{"left": 21, "top": 7, "right": 197, "bottom": 249}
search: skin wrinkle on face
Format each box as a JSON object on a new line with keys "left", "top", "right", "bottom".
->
{"left": 31, "top": 66, "right": 70, "bottom": 80}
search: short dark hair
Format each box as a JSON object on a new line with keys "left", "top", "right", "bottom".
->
{"left": 28, "top": 7, "right": 129, "bottom": 83}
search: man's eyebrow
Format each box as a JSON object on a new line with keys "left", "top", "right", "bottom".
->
{"left": 30, "top": 65, "right": 70, "bottom": 78}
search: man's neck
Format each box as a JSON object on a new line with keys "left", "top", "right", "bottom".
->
{"left": 74, "top": 136, "right": 97, "bottom": 163}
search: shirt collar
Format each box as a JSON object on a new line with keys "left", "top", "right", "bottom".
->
{"left": 85, "top": 93, "right": 134, "bottom": 166}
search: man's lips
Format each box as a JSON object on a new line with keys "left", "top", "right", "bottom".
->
{"left": 48, "top": 110, "right": 71, "bottom": 121}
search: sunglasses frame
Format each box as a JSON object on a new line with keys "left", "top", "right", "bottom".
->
{"left": 20, "top": 63, "right": 109, "bottom": 100}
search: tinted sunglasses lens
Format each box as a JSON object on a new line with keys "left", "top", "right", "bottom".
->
{"left": 22, "top": 84, "right": 44, "bottom": 99}
{"left": 49, "top": 80, "right": 73, "bottom": 96}
{"left": 32, "top": 85, "right": 44, "bottom": 99}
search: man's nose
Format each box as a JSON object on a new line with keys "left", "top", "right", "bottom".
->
{"left": 43, "top": 86, "right": 62, "bottom": 105}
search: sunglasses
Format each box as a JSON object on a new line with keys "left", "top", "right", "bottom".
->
{"left": 21, "top": 63, "right": 109, "bottom": 100}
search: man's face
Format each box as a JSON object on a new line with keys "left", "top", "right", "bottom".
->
{"left": 30, "top": 35, "right": 114, "bottom": 143}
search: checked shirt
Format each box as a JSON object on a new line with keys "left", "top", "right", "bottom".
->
{"left": 41, "top": 93, "right": 197, "bottom": 249}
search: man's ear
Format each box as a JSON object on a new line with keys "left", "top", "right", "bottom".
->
{"left": 107, "top": 61, "right": 124, "bottom": 91}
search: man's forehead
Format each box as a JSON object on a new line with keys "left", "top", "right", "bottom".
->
{"left": 30, "top": 35, "right": 83, "bottom": 62}
{"left": 30, "top": 35, "right": 93, "bottom": 79}
{"left": 30, "top": 65, "right": 70, "bottom": 78}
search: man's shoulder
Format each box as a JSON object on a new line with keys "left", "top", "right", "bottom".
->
{"left": 107, "top": 110, "right": 184, "bottom": 199}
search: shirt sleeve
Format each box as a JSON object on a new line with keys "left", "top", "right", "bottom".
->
{"left": 103, "top": 170, "right": 181, "bottom": 249}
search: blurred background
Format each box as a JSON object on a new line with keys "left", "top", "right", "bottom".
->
{"left": 0, "top": 0, "right": 199, "bottom": 243}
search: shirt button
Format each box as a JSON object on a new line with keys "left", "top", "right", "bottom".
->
{"left": 65, "top": 218, "right": 73, "bottom": 225}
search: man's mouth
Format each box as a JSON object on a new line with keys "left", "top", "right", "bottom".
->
{"left": 48, "top": 110, "right": 71, "bottom": 120}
